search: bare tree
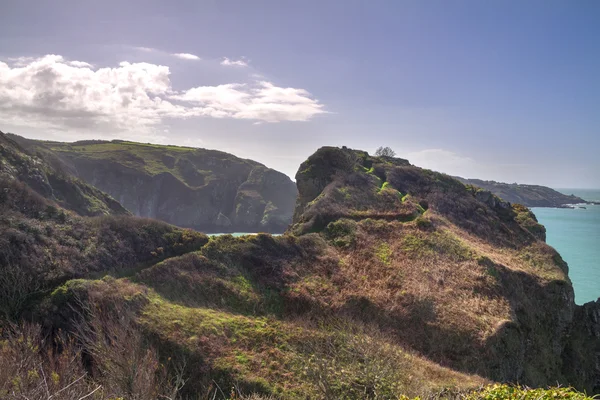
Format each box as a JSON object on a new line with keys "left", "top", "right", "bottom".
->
{"left": 0, "top": 323, "right": 102, "bottom": 400}
{"left": 73, "top": 298, "right": 186, "bottom": 400}
{"left": 374, "top": 146, "right": 396, "bottom": 158}
{"left": 0, "top": 262, "right": 42, "bottom": 321}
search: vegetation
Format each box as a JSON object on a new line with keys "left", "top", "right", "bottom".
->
{"left": 1, "top": 143, "right": 598, "bottom": 398}
{"left": 0, "top": 131, "right": 128, "bottom": 216}
{"left": 462, "top": 384, "right": 597, "bottom": 400}
{"left": 374, "top": 146, "right": 397, "bottom": 158}
{"left": 457, "top": 177, "right": 588, "bottom": 207}
{"left": 7, "top": 133, "right": 298, "bottom": 233}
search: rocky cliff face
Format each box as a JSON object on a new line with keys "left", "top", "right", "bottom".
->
{"left": 2, "top": 143, "right": 598, "bottom": 397}
{"left": 563, "top": 299, "right": 600, "bottom": 393}
{"left": 291, "top": 146, "right": 599, "bottom": 393}
{"left": 0, "top": 131, "right": 128, "bottom": 216}
{"left": 9, "top": 135, "right": 297, "bottom": 233}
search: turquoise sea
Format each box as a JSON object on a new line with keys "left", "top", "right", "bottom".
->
{"left": 531, "top": 189, "right": 600, "bottom": 305}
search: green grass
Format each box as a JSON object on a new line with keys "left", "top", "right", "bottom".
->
{"left": 402, "top": 230, "right": 475, "bottom": 262}
{"left": 45, "top": 141, "right": 254, "bottom": 187}
{"left": 325, "top": 219, "right": 357, "bottom": 248}
{"left": 375, "top": 242, "right": 392, "bottom": 264}
{"left": 460, "top": 384, "right": 596, "bottom": 400}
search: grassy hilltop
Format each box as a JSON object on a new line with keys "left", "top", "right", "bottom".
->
{"left": 9, "top": 134, "right": 298, "bottom": 233}
{"left": 0, "top": 142, "right": 598, "bottom": 399}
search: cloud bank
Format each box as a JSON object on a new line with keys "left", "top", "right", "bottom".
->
{"left": 0, "top": 54, "right": 326, "bottom": 133}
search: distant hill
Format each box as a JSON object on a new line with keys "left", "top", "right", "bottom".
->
{"left": 0, "top": 131, "right": 128, "bottom": 216}
{"left": 455, "top": 177, "right": 587, "bottom": 207}
{"left": 9, "top": 134, "right": 298, "bottom": 233}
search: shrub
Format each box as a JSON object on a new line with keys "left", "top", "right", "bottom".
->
{"left": 463, "top": 384, "right": 595, "bottom": 400}
{"left": 324, "top": 219, "right": 357, "bottom": 248}
{"left": 415, "top": 215, "right": 433, "bottom": 230}
{"left": 0, "top": 323, "right": 98, "bottom": 400}
{"left": 375, "top": 242, "right": 392, "bottom": 264}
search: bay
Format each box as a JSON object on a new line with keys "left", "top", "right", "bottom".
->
{"left": 531, "top": 189, "right": 600, "bottom": 305}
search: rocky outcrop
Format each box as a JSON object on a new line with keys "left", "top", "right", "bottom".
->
{"left": 233, "top": 165, "right": 297, "bottom": 232}
{"left": 2, "top": 142, "right": 599, "bottom": 397}
{"left": 290, "top": 146, "right": 599, "bottom": 392}
{"left": 9, "top": 135, "right": 297, "bottom": 233}
{"left": 564, "top": 299, "right": 600, "bottom": 394}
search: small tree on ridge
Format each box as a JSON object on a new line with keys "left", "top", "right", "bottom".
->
{"left": 375, "top": 146, "right": 396, "bottom": 158}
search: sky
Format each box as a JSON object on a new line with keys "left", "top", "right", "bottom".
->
{"left": 1, "top": 0, "right": 599, "bottom": 188}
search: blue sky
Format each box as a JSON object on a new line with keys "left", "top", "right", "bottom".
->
{"left": 1, "top": 0, "right": 599, "bottom": 188}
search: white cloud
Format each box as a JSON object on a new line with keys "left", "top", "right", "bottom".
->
{"left": 221, "top": 57, "right": 248, "bottom": 67}
{"left": 173, "top": 81, "right": 326, "bottom": 122}
{"left": 0, "top": 54, "right": 326, "bottom": 133}
{"left": 133, "top": 47, "right": 200, "bottom": 61}
{"left": 172, "top": 53, "right": 200, "bottom": 60}
{"left": 68, "top": 60, "right": 93, "bottom": 68}
{"left": 134, "top": 46, "right": 157, "bottom": 53}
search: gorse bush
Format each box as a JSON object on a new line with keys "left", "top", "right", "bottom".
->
{"left": 324, "top": 219, "right": 357, "bottom": 248}
{"left": 461, "top": 384, "right": 597, "bottom": 400}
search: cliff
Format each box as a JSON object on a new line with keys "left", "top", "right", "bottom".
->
{"left": 0, "top": 131, "right": 128, "bottom": 216}
{"left": 456, "top": 177, "right": 587, "bottom": 207}
{"left": 1, "top": 145, "right": 598, "bottom": 398}
{"left": 291, "top": 147, "right": 598, "bottom": 392}
{"left": 9, "top": 134, "right": 297, "bottom": 233}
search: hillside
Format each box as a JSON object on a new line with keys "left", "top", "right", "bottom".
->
{"left": 456, "top": 177, "right": 587, "bottom": 207}
{"left": 0, "top": 131, "right": 128, "bottom": 216}
{"left": 9, "top": 134, "right": 298, "bottom": 233}
{"left": 0, "top": 146, "right": 598, "bottom": 399}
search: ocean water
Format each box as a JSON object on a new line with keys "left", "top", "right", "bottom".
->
{"left": 531, "top": 189, "right": 600, "bottom": 305}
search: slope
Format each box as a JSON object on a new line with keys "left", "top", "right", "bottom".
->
{"left": 456, "top": 177, "right": 588, "bottom": 207}
{"left": 0, "top": 131, "right": 128, "bottom": 216}
{"left": 1, "top": 145, "right": 598, "bottom": 398}
{"left": 9, "top": 133, "right": 297, "bottom": 233}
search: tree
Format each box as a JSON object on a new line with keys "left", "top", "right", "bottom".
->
{"left": 374, "top": 146, "right": 396, "bottom": 158}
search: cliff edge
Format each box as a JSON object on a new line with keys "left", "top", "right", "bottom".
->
{"left": 9, "top": 134, "right": 297, "bottom": 233}
{"left": 1, "top": 144, "right": 598, "bottom": 398}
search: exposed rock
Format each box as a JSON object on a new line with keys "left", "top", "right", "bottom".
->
{"left": 290, "top": 146, "right": 597, "bottom": 391}
{"left": 475, "top": 189, "right": 511, "bottom": 210}
{"left": 0, "top": 131, "right": 128, "bottom": 216}
{"left": 563, "top": 299, "right": 600, "bottom": 393}
{"left": 214, "top": 212, "right": 232, "bottom": 227}
{"left": 2, "top": 141, "right": 599, "bottom": 396}
{"left": 8, "top": 134, "right": 297, "bottom": 233}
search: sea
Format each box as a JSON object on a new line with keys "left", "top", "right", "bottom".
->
{"left": 531, "top": 189, "right": 600, "bottom": 305}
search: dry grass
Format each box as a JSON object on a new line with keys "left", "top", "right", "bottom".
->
{"left": 1, "top": 144, "right": 592, "bottom": 397}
